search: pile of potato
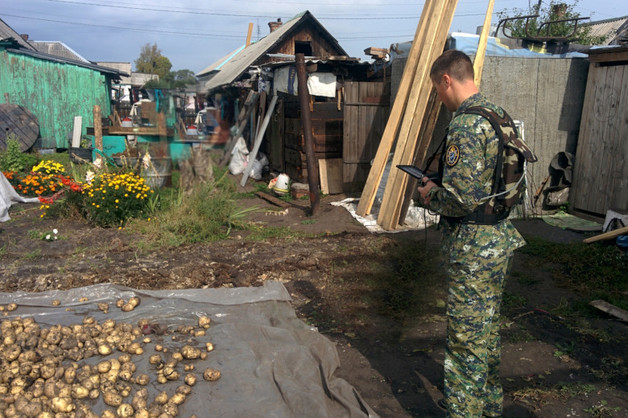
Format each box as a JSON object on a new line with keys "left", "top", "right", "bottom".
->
{"left": 0, "top": 300, "right": 220, "bottom": 417}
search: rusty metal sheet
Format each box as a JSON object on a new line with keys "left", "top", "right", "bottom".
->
{"left": 0, "top": 103, "right": 39, "bottom": 151}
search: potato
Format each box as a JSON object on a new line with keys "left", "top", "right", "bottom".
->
{"left": 203, "top": 368, "right": 221, "bottom": 381}
{"left": 7, "top": 303, "right": 17, "bottom": 312}
{"left": 176, "top": 385, "right": 192, "bottom": 396}
{"left": 127, "top": 342, "right": 142, "bottom": 355}
{"left": 162, "top": 401, "right": 178, "bottom": 416}
{"left": 63, "top": 367, "right": 77, "bottom": 384}
{"left": 116, "top": 403, "right": 134, "bottom": 417}
{"left": 193, "top": 329, "right": 206, "bottom": 337}
{"left": 71, "top": 384, "right": 89, "bottom": 399}
{"left": 96, "top": 360, "right": 111, "bottom": 374}
{"left": 115, "top": 299, "right": 125, "bottom": 308}
{"left": 134, "top": 408, "right": 150, "bottom": 418}
{"left": 154, "top": 391, "right": 168, "bottom": 405}
{"left": 184, "top": 364, "right": 195, "bottom": 372}
{"left": 127, "top": 297, "right": 140, "bottom": 308}
{"left": 206, "top": 342, "right": 215, "bottom": 352}
{"left": 169, "top": 392, "right": 186, "bottom": 406}
{"left": 134, "top": 374, "right": 149, "bottom": 386}
{"left": 198, "top": 315, "right": 211, "bottom": 329}
{"left": 184, "top": 374, "right": 197, "bottom": 386}
{"left": 98, "top": 303, "right": 109, "bottom": 314}
{"left": 132, "top": 388, "right": 148, "bottom": 410}
{"left": 162, "top": 366, "right": 179, "bottom": 381}
{"left": 97, "top": 344, "right": 112, "bottom": 356}
{"left": 118, "top": 369, "right": 133, "bottom": 382}
{"left": 121, "top": 303, "right": 135, "bottom": 313}
{"left": 148, "top": 355, "right": 163, "bottom": 367}
{"left": 171, "top": 352, "right": 183, "bottom": 362}
{"left": 181, "top": 345, "right": 201, "bottom": 360}
{"left": 51, "top": 396, "right": 74, "bottom": 413}
{"left": 52, "top": 300, "right": 61, "bottom": 307}
{"left": 78, "top": 297, "right": 89, "bottom": 302}
{"left": 102, "top": 390, "right": 122, "bottom": 407}
{"left": 101, "top": 410, "right": 116, "bottom": 418}
{"left": 154, "top": 344, "right": 164, "bottom": 352}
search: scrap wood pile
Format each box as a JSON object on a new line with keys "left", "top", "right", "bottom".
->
{"left": 0, "top": 298, "right": 220, "bottom": 417}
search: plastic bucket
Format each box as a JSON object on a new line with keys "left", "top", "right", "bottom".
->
{"left": 273, "top": 173, "right": 290, "bottom": 195}
{"left": 142, "top": 158, "right": 172, "bottom": 189}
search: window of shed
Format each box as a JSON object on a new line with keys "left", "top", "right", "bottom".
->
{"left": 295, "top": 41, "right": 312, "bottom": 56}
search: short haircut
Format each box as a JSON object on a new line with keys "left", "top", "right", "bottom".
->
{"left": 430, "top": 50, "right": 474, "bottom": 82}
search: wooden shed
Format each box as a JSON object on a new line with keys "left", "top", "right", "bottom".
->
{"left": 570, "top": 45, "right": 628, "bottom": 217}
{"left": 0, "top": 35, "right": 125, "bottom": 149}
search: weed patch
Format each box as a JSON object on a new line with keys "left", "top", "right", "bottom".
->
{"left": 520, "top": 236, "right": 628, "bottom": 310}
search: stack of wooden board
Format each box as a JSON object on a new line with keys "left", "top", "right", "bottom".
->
{"left": 356, "top": 0, "right": 459, "bottom": 230}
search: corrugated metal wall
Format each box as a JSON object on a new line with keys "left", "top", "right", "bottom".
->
{"left": 0, "top": 50, "right": 111, "bottom": 149}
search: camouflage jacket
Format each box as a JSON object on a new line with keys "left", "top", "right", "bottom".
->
{"left": 424, "top": 93, "right": 525, "bottom": 253}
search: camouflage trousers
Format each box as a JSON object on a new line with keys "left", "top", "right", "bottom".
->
{"left": 442, "top": 225, "right": 514, "bottom": 418}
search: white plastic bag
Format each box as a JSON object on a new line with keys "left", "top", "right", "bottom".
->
{"left": 250, "top": 154, "right": 269, "bottom": 180}
{"left": 229, "top": 137, "right": 249, "bottom": 175}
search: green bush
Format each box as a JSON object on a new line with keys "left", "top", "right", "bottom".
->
{"left": 0, "top": 136, "right": 38, "bottom": 172}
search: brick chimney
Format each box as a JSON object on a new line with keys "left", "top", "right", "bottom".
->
{"left": 268, "top": 18, "right": 282, "bottom": 33}
{"left": 20, "top": 34, "right": 29, "bottom": 41}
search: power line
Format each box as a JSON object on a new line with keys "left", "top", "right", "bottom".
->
{"left": 0, "top": 13, "right": 244, "bottom": 39}
{"left": 44, "top": 0, "right": 426, "bottom": 20}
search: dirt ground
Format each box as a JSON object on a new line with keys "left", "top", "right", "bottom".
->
{"left": 1, "top": 181, "right": 627, "bottom": 418}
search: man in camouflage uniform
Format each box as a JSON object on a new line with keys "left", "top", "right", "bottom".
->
{"left": 417, "top": 50, "right": 526, "bottom": 417}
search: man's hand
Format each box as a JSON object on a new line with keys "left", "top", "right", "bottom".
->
{"left": 417, "top": 177, "right": 437, "bottom": 206}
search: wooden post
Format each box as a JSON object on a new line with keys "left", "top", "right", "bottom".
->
{"left": 296, "top": 53, "right": 320, "bottom": 216}
{"left": 93, "top": 105, "right": 103, "bottom": 152}
{"left": 246, "top": 23, "right": 254, "bottom": 47}
{"left": 474, "top": 0, "right": 495, "bottom": 88}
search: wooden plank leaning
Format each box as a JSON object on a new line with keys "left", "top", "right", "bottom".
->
{"left": 355, "top": 0, "right": 438, "bottom": 217}
{"left": 378, "top": 0, "right": 458, "bottom": 230}
{"left": 219, "top": 90, "right": 258, "bottom": 166}
{"left": 474, "top": 0, "right": 495, "bottom": 88}
{"left": 240, "top": 95, "right": 278, "bottom": 187}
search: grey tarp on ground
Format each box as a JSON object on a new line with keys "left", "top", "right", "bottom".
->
{"left": 0, "top": 281, "right": 378, "bottom": 417}
{"left": 0, "top": 171, "right": 40, "bottom": 222}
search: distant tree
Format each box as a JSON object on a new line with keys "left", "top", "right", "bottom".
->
{"left": 135, "top": 43, "right": 172, "bottom": 79}
{"left": 498, "top": 0, "right": 607, "bottom": 45}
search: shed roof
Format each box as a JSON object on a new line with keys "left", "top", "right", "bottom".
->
{"left": 197, "top": 10, "right": 348, "bottom": 92}
{"left": 31, "top": 41, "right": 90, "bottom": 63}
{"left": 585, "top": 15, "right": 628, "bottom": 45}
{"left": 1, "top": 40, "right": 128, "bottom": 79}
{"left": 0, "top": 18, "right": 35, "bottom": 50}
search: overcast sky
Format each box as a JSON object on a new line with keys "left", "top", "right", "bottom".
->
{"left": 2, "top": 0, "right": 625, "bottom": 74}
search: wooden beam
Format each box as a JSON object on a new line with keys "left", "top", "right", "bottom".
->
{"left": 246, "top": 23, "right": 254, "bottom": 47}
{"left": 583, "top": 225, "right": 628, "bottom": 243}
{"left": 378, "top": 0, "right": 458, "bottom": 230}
{"left": 296, "top": 53, "right": 321, "bottom": 215}
{"left": 356, "top": 0, "right": 440, "bottom": 217}
{"left": 474, "top": 0, "right": 495, "bottom": 88}
{"left": 93, "top": 105, "right": 102, "bottom": 153}
{"left": 589, "top": 300, "right": 628, "bottom": 322}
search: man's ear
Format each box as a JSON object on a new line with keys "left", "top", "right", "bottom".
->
{"left": 442, "top": 74, "right": 452, "bottom": 88}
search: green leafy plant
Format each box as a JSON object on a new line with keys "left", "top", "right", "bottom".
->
{"left": 498, "top": 0, "right": 607, "bottom": 45}
{"left": 0, "top": 136, "right": 37, "bottom": 172}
